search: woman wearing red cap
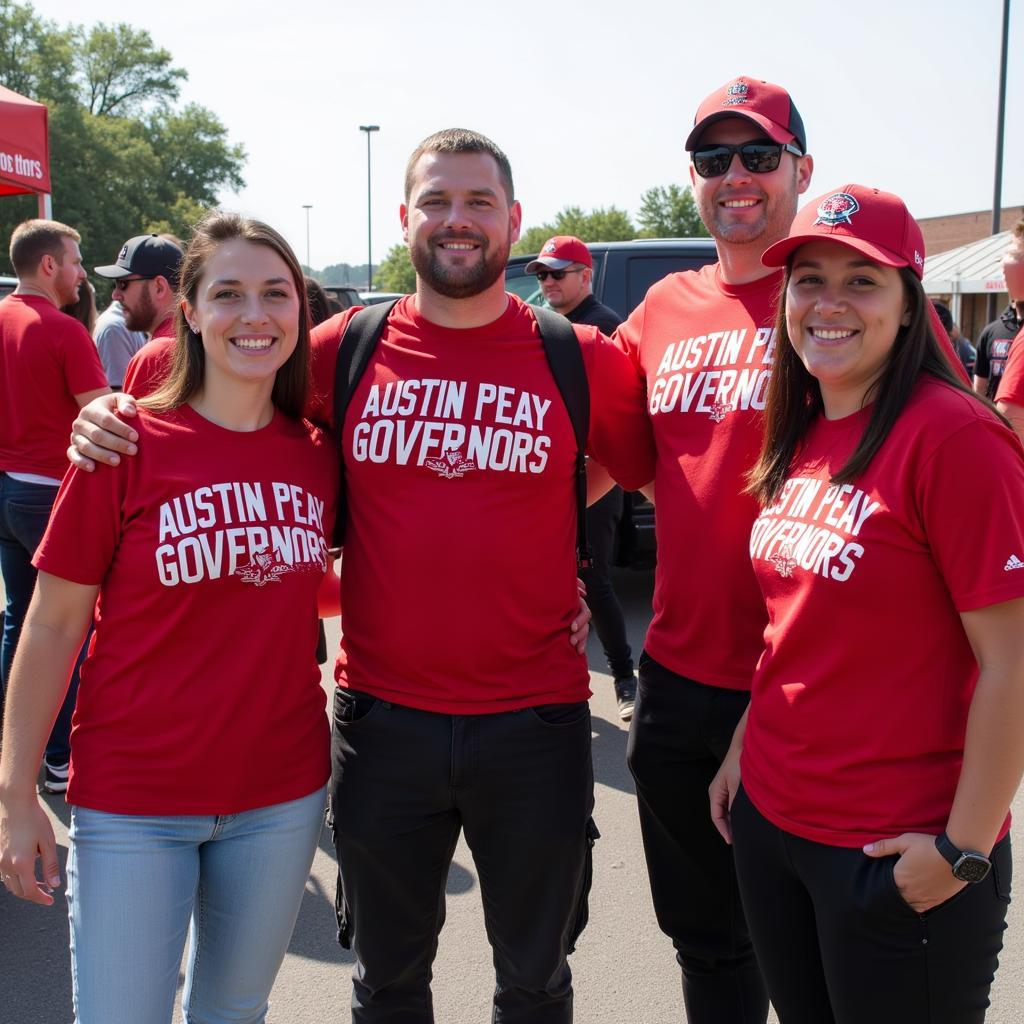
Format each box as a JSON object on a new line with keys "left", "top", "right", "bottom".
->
{"left": 710, "top": 185, "right": 1024, "bottom": 1022}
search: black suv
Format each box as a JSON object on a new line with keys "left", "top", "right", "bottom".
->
{"left": 506, "top": 238, "right": 718, "bottom": 569}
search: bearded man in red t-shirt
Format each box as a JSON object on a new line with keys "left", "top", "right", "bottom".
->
{"left": 66, "top": 129, "right": 655, "bottom": 1024}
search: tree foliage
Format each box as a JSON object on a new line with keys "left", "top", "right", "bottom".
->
{"left": 374, "top": 244, "right": 416, "bottom": 293}
{"left": 512, "top": 205, "right": 637, "bottom": 257}
{"left": 637, "top": 184, "right": 709, "bottom": 239}
{"left": 0, "top": 1, "right": 244, "bottom": 278}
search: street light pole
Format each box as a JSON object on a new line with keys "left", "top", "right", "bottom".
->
{"left": 359, "top": 125, "right": 380, "bottom": 291}
{"left": 988, "top": 0, "right": 1011, "bottom": 321}
{"left": 302, "top": 204, "right": 312, "bottom": 271}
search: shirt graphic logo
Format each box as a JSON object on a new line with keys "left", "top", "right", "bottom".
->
{"left": 235, "top": 547, "right": 297, "bottom": 587}
{"left": 769, "top": 544, "right": 797, "bottom": 578}
{"left": 709, "top": 400, "right": 734, "bottom": 423}
{"left": 1004, "top": 554, "right": 1024, "bottom": 572}
{"left": 814, "top": 192, "right": 860, "bottom": 226}
{"left": 425, "top": 447, "right": 477, "bottom": 479}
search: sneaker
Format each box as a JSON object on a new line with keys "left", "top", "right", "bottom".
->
{"left": 41, "top": 759, "right": 69, "bottom": 795}
{"left": 613, "top": 676, "right": 637, "bottom": 722}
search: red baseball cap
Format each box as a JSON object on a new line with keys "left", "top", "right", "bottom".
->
{"left": 524, "top": 236, "right": 592, "bottom": 274}
{"left": 685, "top": 76, "right": 806, "bottom": 153}
{"left": 761, "top": 185, "right": 927, "bottom": 280}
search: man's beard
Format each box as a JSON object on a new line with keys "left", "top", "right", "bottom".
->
{"left": 124, "top": 287, "right": 157, "bottom": 332}
{"left": 410, "top": 230, "right": 510, "bottom": 299}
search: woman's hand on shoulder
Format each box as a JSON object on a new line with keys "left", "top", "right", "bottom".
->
{"left": 0, "top": 792, "right": 61, "bottom": 905}
{"left": 863, "top": 832, "right": 966, "bottom": 912}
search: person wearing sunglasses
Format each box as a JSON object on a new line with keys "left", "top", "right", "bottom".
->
{"left": 94, "top": 234, "right": 183, "bottom": 397}
{"left": 526, "top": 236, "right": 637, "bottom": 721}
{"left": 610, "top": 76, "right": 814, "bottom": 1023}
{"left": 710, "top": 184, "right": 1024, "bottom": 1022}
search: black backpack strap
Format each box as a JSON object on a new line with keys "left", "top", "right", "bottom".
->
{"left": 532, "top": 306, "right": 593, "bottom": 570}
{"left": 331, "top": 300, "right": 400, "bottom": 546}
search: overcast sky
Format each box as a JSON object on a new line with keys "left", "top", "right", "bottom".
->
{"left": 32, "top": 0, "right": 1024, "bottom": 271}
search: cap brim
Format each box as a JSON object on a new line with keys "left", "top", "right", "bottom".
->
{"left": 93, "top": 264, "right": 130, "bottom": 278}
{"left": 524, "top": 256, "right": 574, "bottom": 274}
{"left": 686, "top": 110, "right": 795, "bottom": 151}
{"left": 761, "top": 234, "right": 911, "bottom": 272}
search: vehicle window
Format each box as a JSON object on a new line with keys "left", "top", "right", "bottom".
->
{"left": 504, "top": 266, "right": 546, "bottom": 307}
{"left": 626, "top": 256, "right": 711, "bottom": 309}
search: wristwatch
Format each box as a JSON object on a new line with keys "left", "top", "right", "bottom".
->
{"left": 935, "top": 832, "right": 992, "bottom": 883}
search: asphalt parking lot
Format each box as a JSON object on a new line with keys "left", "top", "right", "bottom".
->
{"left": 2, "top": 567, "right": 1022, "bottom": 1022}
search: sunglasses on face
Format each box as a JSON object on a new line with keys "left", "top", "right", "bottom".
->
{"left": 691, "top": 141, "right": 803, "bottom": 179}
{"left": 535, "top": 268, "right": 584, "bottom": 282}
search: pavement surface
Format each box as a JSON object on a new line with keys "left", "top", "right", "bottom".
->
{"left": 2, "top": 567, "right": 1022, "bottom": 1022}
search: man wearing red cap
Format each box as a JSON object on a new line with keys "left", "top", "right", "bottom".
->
{"left": 614, "top": 76, "right": 814, "bottom": 1023}
{"left": 526, "top": 236, "right": 637, "bottom": 720}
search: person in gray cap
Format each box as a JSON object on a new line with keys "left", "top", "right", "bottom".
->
{"left": 94, "top": 234, "right": 184, "bottom": 395}
{"left": 526, "top": 235, "right": 637, "bottom": 721}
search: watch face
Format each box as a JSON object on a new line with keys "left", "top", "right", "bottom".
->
{"left": 953, "top": 854, "right": 991, "bottom": 883}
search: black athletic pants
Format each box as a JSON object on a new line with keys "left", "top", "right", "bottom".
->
{"left": 578, "top": 487, "right": 633, "bottom": 680}
{"left": 330, "top": 689, "right": 598, "bottom": 1023}
{"left": 626, "top": 653, "right": 768, "bottom": 1023}
{"left": 731, "top": 786, "right": 1012, "bottom": 1024}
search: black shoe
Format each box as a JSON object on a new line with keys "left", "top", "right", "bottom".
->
{"left": 613, "top": 676, "right": 637, "bottom": 722}
{"left": 40, "top": 759, "right": 70, "bottom": 794}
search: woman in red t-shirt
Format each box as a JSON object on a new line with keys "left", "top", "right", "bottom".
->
{"left": 710, "top": 185, "right": 1024, "bottom": 1023}
{"left": 0, "top": 213, "right": 338, "bottom": 1023}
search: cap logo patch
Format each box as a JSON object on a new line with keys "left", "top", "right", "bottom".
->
{"left": 118, "top": 244, "right": 129, "bottom": 260}
{"left": 814, "top": 192, "right": 860, "bottom": 226}
{"left": 914, "top": 250, "right": 924, "bottom": 267}
{"left": 723, "top": 80, "right": 749, "bottom": 107}
{"left": 542, "top": 241, "right": 557, "bottom": 255}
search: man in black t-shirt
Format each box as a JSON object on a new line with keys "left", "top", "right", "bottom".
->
{"left": 526, "top": 236, "right": 636, "bottom": 720}
{"left": 975, "top": 221, "right": 1024, "bottom": 399}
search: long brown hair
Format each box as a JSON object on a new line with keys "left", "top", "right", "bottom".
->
{"left": 143, "top": 213, "right": 310, "bottom": 419}
{"left": 747, "top": 265, "right": 998, "bottom": 505}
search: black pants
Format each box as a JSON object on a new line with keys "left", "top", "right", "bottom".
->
{"left": 731, "top": 786, "right": 1011, "bottom": 1024}
{"left": 330, "top": 690, "right": 598, "bottom": 1023}
{"left": 578, "top": 487, "right": 632, "bottom": 680}
{"left": 626, "top": 654, "right": 767, "bottom": 1023}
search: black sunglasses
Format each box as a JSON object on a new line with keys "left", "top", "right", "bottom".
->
{"left": 691, "top": 141, "right": 803, "bottom": 179}
{"left": 535, "top": 268, "right": 584, "bottom": 282}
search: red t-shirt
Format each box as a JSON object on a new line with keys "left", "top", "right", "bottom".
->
{"left": 0, "top": 295, "right": 109, "bottom": 479}
{"left": 614, "top": 264, "right": 779, "bottom": 690}
{"left": 995, "top": 326, "right": 1024, "bottom": 406}
{"left": 307, "top": 295, "right": 656, "bottom": 713}
{"left": 122, "top": 316, "right": 175, "bottom": 397}
{"left": 741, "top": 378, "right": 1024, "bottom": 846}
{"left": 34, "top": 405, "right": 338, "bottom": 815}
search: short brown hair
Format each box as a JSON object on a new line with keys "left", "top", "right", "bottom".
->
{"left": 143, "top": 212, "right": 310, "bottom": 420}
{"left": 9, "top": 219, "right": 81, "bottom": 277}
{"left": 404, "top": 128, "right": 514, "bottom": 203}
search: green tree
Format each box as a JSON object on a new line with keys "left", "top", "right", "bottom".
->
{"left": 0, "top": 1, "right": 245, "bottom": 277}
{"left": 512, "top": 205, "right": 637, "bottom": 256}
{"left": 637, "top": 184, "right": 709, "bottom": 238}
{"left": 374, "top": 244, "right": 416, "bottom": 293}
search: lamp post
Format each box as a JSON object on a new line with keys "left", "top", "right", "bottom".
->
{"left": 359, "top": 125, "right": 380, "bottom": 291}
{"left": 988, "top": 0, "right": 1010, "bottom": 321}
{"left": 302, "top": 204, "right": 312, "bottom": 271}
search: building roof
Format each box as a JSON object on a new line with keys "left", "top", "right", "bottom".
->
{"left": 923, "top": 231, "right": 1009, "bottom": 295}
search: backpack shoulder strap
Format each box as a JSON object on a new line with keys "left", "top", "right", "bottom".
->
{"left": 532, "top": 305, "right": 593, "bottom": 569}
{"left": 331, "top": 299, "right": 399, "bottom": 546}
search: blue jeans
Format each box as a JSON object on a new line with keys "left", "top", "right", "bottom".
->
{"left": 67, "top": 785, "right": 327, "bottom": 1024}
{"left": 0, "top": 473, "right": 83, "bottom": 764}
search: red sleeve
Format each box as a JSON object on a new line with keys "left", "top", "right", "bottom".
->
{"left": 916, "top": 414, "right": 1024, "bottom": 611}
{"left": 578, "top": 326, "right": 656, "bottom": 490}
{"left": 123, "top": 339, "right": 174, "bottom": 398}
{"left": 34, "top": 462, "right": 126, "bottom": 585}
{"left": 610, "top": 299, "right": 648, "bottom": 378}
{"left": 305, "top": 310, "right": 357, "bottom": 427}
{"left": 995, "top": 328, "right": 1024, "bottom": 406}
{"left": 62, "top": 319, "right": 109, "bottom": 396}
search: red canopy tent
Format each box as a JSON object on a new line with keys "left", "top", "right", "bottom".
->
{"left": 0, "top": 85, "right": 52, "bottom": 217}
